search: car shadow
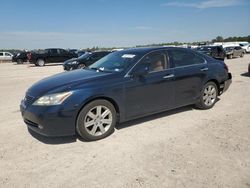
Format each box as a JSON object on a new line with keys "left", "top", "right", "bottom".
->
{"left": 28, "top": 128, "right": 77, "bottom": 145}
{"left": 241, "top": 72, "right": 250, "bottom": 77}
{"left": 116, "top": 105, "right": 194, "bottom": 130}
{"left": 28, "top": 63, "right": 63, "bottom": 68}
{"left": 27, "top": 101, "right": 221, "bottom": 144}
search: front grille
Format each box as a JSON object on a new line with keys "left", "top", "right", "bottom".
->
{"left": 24, "top": 95, "right": 35, "bottom": 106}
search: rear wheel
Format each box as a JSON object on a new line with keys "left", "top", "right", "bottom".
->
{"left": 196, "top": 82, "right": 218, "bottom": 110}
{"left": 36, "top": 59, "right": 45, "bottom": 66}
{"left": 76, "top": 100, "right": 117, "bottom": 141}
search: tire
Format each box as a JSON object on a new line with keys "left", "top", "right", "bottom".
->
{"left": 76, "top": 100, "right": 117, "bottom": 141}
{"left": 240, "top": 53, "right": 244, "bottom": 58}
{"left": 227, "top": 54, "right": 233, "bottom": 59}
{"left": 196, "top": 82, "right": 218, "bottom": 110}
{"left": 36, "top": 59, "right": 45, "bottom": 66}
{"left": 17, "top": 59, "right": 23, "bottom": 64}
{"left": 77, "top": 63, "right": 86, "bottom": 69}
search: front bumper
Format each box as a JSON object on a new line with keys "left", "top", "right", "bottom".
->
{"left": 20, "top": 101, "right": 77, "bottom": 137}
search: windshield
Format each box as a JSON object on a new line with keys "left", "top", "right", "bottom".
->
{"left": 89, "top": 51, "right": 142, "bottom": 73}
{"left": 225, "top": 47, "right": 234, "bottom": 51}
{"left": 196, "top": 46, "right": 212, "bottom": 52}
{"left": 78, "top": 52, "right": 92, "bottom": 60}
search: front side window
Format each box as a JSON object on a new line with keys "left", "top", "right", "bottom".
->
{"left": 140, "top": 51, "right": 168, "bottom": 72}
{"left": 168, "top": 49, "right": 205, "bottom": 68}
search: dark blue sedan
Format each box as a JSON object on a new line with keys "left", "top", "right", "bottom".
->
{"left": 20, "top": 47, "right": 232, "bottom": 141}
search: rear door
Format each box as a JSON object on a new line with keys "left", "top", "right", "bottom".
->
{"left": 168, "top": 49, "right": 208, "bottom": 107}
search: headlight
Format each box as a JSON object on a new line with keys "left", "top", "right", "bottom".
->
{"left": 70, "top": 61, "right": 78, "bottom": 64}
{"left": 33, "top": 91, "right": 73, "bottom": 106}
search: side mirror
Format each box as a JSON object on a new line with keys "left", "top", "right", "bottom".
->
{"left": 132, "top": 64, "right": 149, "bottom": 77}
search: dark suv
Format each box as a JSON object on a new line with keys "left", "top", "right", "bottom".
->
{"left": 63, "top": 51, "right": 111, "bottom": 71}
{"left": 28, "top": 48, "right": 78, "bottom": 66}
{"left": 195, "top": 46, "right": 226, "bottom": 60}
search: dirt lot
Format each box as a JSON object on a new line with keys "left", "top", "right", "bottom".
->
{"left": 0, "top": 56, "right": 250, "bottom": 188}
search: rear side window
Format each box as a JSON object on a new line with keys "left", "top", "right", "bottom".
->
{"left": 168, "top": 49, "right": 205, "bottom": 68}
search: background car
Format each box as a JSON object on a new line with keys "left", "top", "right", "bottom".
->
{"left": 240, "top": 43, "right": 250, "bottom": 53}
{"left": 63, "top": 51, "right": 111, "bottom": 71}
{"left": 12, "top": 51, "right": 30, "bottom": 64}
{"left": 224, "top": 46, "right": 245, "bottom": 59}
{"left": 28, "top": 48, "right": 78, "bottom": 66}
{"left": 0, "top": 52, "right": 13, "bottom": 61}
{"left": 195, "top": 45, "right": 226, "bottom": 60}
{"left": 21, "top": 47, "right": 232, "bottom": 141}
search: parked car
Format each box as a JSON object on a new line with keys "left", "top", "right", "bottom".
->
{"left": 248, "top": 63, "right": 250, "bottom": 73}
{"left": 12, "top": 51, "right": 30, "bottom": 64}
{"left": 240, "top": 43, "right": 250, "bottom": 53}
{"left": 195, "top": 46, "right": 226, "bottom": 60}
{"left": 0, "top": 52, "right": 13, "bottom": 61}
{"left": 224, "top": 46, "right": 245, "bottom": 59}
{"left": 63, "top": 51, "right": 111, "bottom": 71}
{"left": 20, "top": 47, "right": 232, "bottom": 141}
{"left": 77, "top": 50, "right": 86, "bottom": 57}
{"left": 28, "top": 48, "right": 78, "bottom": 66}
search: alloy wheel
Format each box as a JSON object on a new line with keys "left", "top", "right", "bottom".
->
{"left": 84, "top": 105, "right": 113, "bottom": 136}
{"left": 203, "top": 85, "right": 217, "bottom": 106}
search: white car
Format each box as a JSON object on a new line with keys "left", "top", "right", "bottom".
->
{"left": 0, "top": 52, "right": 13, "bottom": 61}
{"left": 240, "top": 43, "right": 250, "bottom": 53}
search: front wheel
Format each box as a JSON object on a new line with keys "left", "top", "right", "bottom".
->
{"left": 240, "top": 53, "right": 244, "bottom": 58}
{"left": 196, "top": 82, "right": 218, "bottom": 110}
{"left": 227, "top": 54, "right": 233, "bottom": 59}
{"left": 76, "top": 100, "right": 117, "bottom": 141}
{"left": 77, "top": 63, "right": 86, "bottom": 69}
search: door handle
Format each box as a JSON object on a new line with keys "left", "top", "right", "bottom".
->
{"left": 200, "top": 68, "right": 208, "bottom": 71}
{"left": 163, "top": 74, "right": 174, "bottom": 79}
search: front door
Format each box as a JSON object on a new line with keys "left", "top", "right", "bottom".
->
{"left": 124, "top": 50, "right": 175, "bottom": 119}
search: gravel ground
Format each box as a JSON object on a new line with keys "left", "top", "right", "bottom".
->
{"left": 0, "top": 56, "right": 250, "bottom": 188}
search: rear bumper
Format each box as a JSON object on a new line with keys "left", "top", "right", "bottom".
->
{"left": 220, "top": 73, "right": 232, "bottom": 94}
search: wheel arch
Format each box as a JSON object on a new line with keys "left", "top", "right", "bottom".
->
{"left": 205, "top": 79, "right": 220, "bottom": 95}
{"left": 76, "top": 96, "right": 120, "bottom": 126}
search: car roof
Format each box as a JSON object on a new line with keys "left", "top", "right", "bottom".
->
{"left": 120, "top": 47, "right": 190, "bottom": 55}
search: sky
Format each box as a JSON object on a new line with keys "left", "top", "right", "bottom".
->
{"left": 0, "top": 0, "right": 249, "bottom": 49}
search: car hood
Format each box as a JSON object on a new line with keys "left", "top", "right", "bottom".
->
{"left": 27, "top": 69, "right": 113, "bottom": 97}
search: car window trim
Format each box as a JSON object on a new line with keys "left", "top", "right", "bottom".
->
{"left": 168, "top": 49, "right": 207, "bottom": 69}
